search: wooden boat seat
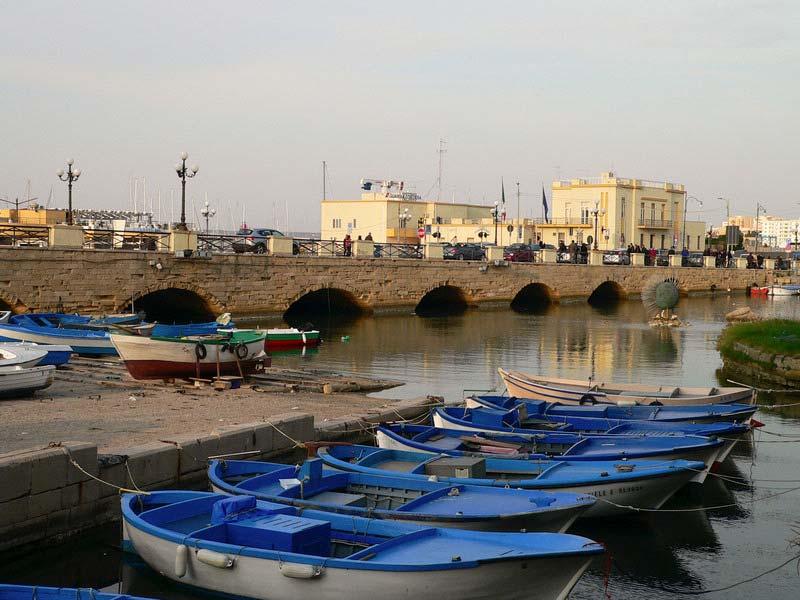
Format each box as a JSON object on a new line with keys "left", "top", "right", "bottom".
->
{"left": 618, "top": 388, "right": 677, "bottom": 398}
{"left": 312, "top": 490, "right": 368, "bottom": 508}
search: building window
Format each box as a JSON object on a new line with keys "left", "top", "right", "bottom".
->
{"left": 352, "top": 219, "right": 356, "bottom": 228}
{"left": 620, "top": 198, "right": 625, "bottom": 221}
{"left": 640, "top": 233, "right": 644, "bottom": 246}
{"left": 581, "top": 208, "right": 590, "bottom": 224}
{"left": 640, "top": 203, "right": 645, "bottom": 222}
{"left": 650, "top": 203, "right": 656, "bottom": 222}
{"left": 332, "top": 218, "right": 341, "bottom": 229}
{"left": 660, "top": 234, "right": 665, "bottom": 249}
{"left": 686, "top": 234, "right": 690, "bottom": 249}
{"left": 649, "top": 234, "right": 654, "bottom": 248}
{"left": 660, "top": 205, "right": 665, "bottom": 221}
{"left": 697, "top": 235, "right": 701, "bottom": 249}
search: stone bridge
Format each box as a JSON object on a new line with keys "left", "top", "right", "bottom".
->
{"left": 0, "top": 248, "right": 779, "bottom": 320}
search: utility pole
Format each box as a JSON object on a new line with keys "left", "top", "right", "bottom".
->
{"left": 436, "top": 139, "right": 446, "bottom": 203}
{"left": 516, "top": 181, "right": 521, "bottom": 240}
{"left": 322, "top": 161, "right": 327, "bottom": 201}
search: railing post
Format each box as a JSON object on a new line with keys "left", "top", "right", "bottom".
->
{"left": 424, "top": 243, "right": 443, "bottom": 260}
{"left": 630, "top": 253, "right": 645, "bottom": 266}
{"left": 668, "top": 254, "right": 682, "bottom": 267}
{"left": 764, "top": 258, "right": 776, "bottom": 270}
{"left": 735, "top": 257, "right": 749, "bottom": 269}
{"left": 486, "top": 245, "right": 505, "bottom": 261}
{"left": 703, "top": 255, "right": 716, "bottom": 269}
{"left": 589, "top": 250, "right": 603, "bottom": 266}
{"left": 48, "top": 224, "right": 85, "bottom": 249}
{"left": 267, "top": 236, "right": 294, "bottom": 256}
{"left": 353, "top": 240, "right": 374, "bottom": 257}
{"left": 540, "top": 248, "right": 558, "bottom": 263}
{"left": 169, "top": 229, "right": 198, "bottom": 254}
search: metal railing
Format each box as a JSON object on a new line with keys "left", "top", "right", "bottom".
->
{"left": 530, "top": 217, "right": 592, "bottom": 226}
{"left": 197, "top": 233, "right": 249, "bottom": 254}
{"left": 373, "top": 243, "right": 423, "bottom": 259}
{"left": 82, "top": 229, "right": 170, "bottom": 251}
{"left": 295, "top": 238, "right": 346, "bottom": 256}
{"left": 637, "top": 218, "right": 673, "bottom": 228}
{"left": 0, "top": 224, "right": 50, "bottom": 247}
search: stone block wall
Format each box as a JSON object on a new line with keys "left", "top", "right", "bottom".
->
{"left": 0, "top": 414, "right": 314, "bottom": 552}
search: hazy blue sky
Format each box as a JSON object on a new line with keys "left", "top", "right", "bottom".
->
{"left": 1, "top": 1, "right": 798, "bottom": 231}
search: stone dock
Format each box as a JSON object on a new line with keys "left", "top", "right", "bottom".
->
{"left": 0, "top": 363, "right": 439, "bottom": 553}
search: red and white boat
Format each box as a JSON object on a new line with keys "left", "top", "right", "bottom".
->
{"left": 265, "top": 328, "right": 321, "bottom": 350}
{"left": 110, "top": 330, "right": 269, "bottom": 380}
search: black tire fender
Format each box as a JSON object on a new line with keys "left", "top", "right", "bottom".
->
{"left": 195, "top": 343, "right": 207, "bottom": 360}
{"left": 579, "top": 394, "right": 598, "bottom": 405}
{"left": 235, "top": 343, "right": 249, "bottom": 360}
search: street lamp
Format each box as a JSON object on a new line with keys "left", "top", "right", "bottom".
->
{"left": 682, "top": 195, "right": 703, "bottom": 250}
{"left": 591, "top": 201, "right": 606, "bottom": 250}
{"left": 491, "top": 201, "right": 500, "bottom": 245}
{"left": 174, "top": 152, "right": 199, "bottom": 230}
{"left": 56, "top": 159, "right": 82, "bottom": 225}
{"left": 200, "top": 201, "right": 216, "bottom": 233}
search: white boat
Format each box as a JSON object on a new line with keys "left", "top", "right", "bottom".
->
{"left": 0, "top": 344, "right": 47, "bottom": 368}
{"left": 498, "top": 368, "right": 755, "bottom": 407}
{"left": 110, "top": 330, "right": 269, "bottom": 380}
{"left": 122, "top": 490, "right": 603, "bottom": 600}
{"left": 769, "top": 285, "right": 799, "bottom": 296}
{"left": 0, "top": 364, "right": 55, "bottom": 398}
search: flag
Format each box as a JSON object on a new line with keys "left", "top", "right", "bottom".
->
{"left": 542, "top": 186, "right": 550, "bottom": 223}
{"left": 501, "top": 178, "right": 506, "bottom": 220}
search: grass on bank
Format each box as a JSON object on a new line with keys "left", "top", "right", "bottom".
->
{"left": 718, "top": 319, "right": 800, "bottom": 362}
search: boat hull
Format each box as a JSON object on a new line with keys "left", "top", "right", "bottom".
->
{"left": 266, "top": 329, "right": 321, "bottom": 350}
{"left": 124, "top": 520, "right": 593, "bottom": 600}
{"left": 111, "top": 334, "right": 269, "bottom": 380}
{"left": 0, "top": 326, "right": 115, "bottom": 356}
{"left": 0, "top": 365, "right": 55, "bottom": 398}
{"left": 499, "top": 369, "right": 754, "bottom": 406}
{"left": 349, "top": 435, "right": 700, "bottom": 518}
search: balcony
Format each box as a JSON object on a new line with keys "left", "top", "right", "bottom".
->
{"left": 638, "top": 218, "right": 673, "bottom": 229}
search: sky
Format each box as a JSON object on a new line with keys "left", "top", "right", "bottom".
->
{"left": 1, "top": 1, "right": 798, "bottom": 232}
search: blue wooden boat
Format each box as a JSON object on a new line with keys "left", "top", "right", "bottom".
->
{"left": 0, "top": 316, "right": 115, "bottom": 356}
{"left": 150, "top": 321, "right": 220, "bottom": 337}
{"left": 317, "top": 445, "right": 706, "bottom": 518}
{"left": 467, "top": 394, "right": 758, "bottom": 424}
{"left": 378, "top": 422, "right": 722, "bottom": 483}
{"left": 441, "top": 404, "right": 750, "bottom": 463}
{"left": 0, "top": 585, "right": 153, "bottom": 600}
{"left": 122, "top": 490, "right": 602, "bottom": 600}
{"left": 0, "top": 342, "right": 72, "bottom": 366}
{"left": 208, "top": 457, "right": 596, "bottom": 532}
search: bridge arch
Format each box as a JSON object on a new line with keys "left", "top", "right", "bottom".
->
{"left": 283, "top": 287, "right": 370, "bottom": 324}
{"left": 415, "top": 284, "right": 470, "bottom": 317}
{"left": 588, "top": 280, "right": 627, "bottom": 307}
{"left": 122, "top": 284, "right": 223, "bottom": 323}
{"left": 511, "top": 283, "right": 554, "bottom": 313}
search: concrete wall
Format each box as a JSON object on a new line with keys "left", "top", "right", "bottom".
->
{"left": 0, "top": 414, "right": 314, "bottom": 552}
{"left": 0, "top": 247, "right": 777, "bottom": 317}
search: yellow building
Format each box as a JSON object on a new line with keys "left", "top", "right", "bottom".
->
{"left": 538, "top": 172, "right": 706, "bottom": 251}
{"left": 0, "top": 205, "right": 67, "bottom": 225}
{"left": 321, "top": 181, "right": 539, "bottom": 245}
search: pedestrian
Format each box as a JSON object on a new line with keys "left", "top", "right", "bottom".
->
{"left": 648, "top": 247, "right": 657, "bottom": 266}
{"left": 568, "top": 240, "right": 577, "bottom": 263}
{"left": 580, "top": 243, "right": 588, "bottom": 264}
{"left": 365, "top": 232, "right": 373, "bottom": 241}
{"left": 681, "top": 246, "right": 689, "bottom": 267}
{"left": 343, "top": 234, "right": 352, "bottom": 256}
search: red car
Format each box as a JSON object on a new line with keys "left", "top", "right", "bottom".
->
{"left": 503, "top": 243, "right": 535, "bottom": 262}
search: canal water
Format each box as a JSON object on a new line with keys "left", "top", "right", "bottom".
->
{"left": 2, "top": 293, "right": 799, "bottom": 599}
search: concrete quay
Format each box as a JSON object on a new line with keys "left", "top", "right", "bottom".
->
{"left": 0, "top": 396, "right": 436, "bottom": 553}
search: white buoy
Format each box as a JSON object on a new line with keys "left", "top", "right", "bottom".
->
{"left": 197, "top": 549, "right": 234, "bottom": 568}
{"left": 175, "top": 544, "right": 188, "bottom": 578}
{"left": 279, "top": 562, "right": 322, "bottom": 579}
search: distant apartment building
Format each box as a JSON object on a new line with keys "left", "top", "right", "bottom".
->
{"left": 760, "top": 217, "right": 800, "bottom": 248}
{"left": 320, "top": 180, "right": 537, "bottom": 245}
{"left": 538, "top": 172, "right": 706, "bottom": 251}
{"left": 0, "top": 204, "right": 67, "bottom": 225}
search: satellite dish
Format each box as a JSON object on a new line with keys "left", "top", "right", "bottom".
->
{"left": 216, "top": 312, "right": 232, "bottom": 326}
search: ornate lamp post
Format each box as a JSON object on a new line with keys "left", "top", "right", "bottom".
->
{"left": 682, "top": 195, "right": 703, "bottom": 250}
{"left": 174, "top": 152, "right": 199, "bottom": 230}
{"left": 491, "top": 201, "right": 500, "bottom": 245}
{"left": 200, "top": 201, "right": 216, "bottom": 233}
{"left": 591, "top": 201, "right": 606, "bottom": 250}
{"left": 56, "top": 159, "right": 82, "bottom": 225}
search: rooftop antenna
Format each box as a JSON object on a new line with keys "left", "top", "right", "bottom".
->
{"left": 322, "top": 161, "right": 327, "bottom": 201}
{"left": 436, "top": 139, "right": 447, "bottom": 203}
{"left": 45, "top": 186, "right": 53, "bottom": 209}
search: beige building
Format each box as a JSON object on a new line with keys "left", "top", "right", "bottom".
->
{"left": 538, "top": 172, "right": 706, "bottom": 251}
{"left": 0, "top": 205, "right": 67, "bottom": 225}
{"left": 320, "top": 181, "right": 539, "bottom": 245}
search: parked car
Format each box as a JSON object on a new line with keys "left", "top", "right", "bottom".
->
{"left": 503, "top": 243, "right": 535, "bottom": 262}
{"left": 232, "top": 228, "right": 299, "bottom": 254}
{"left": 655, "top": 249, "right": 670, "bottom": 266}
{"left": 602, "top": 249, "right": 631, "bottom": 265}
{"left": 443, "top": 243, "right": 485, "bottom": 261}
{"left": 685, "top": 253, "right": 704, "bottom": 267}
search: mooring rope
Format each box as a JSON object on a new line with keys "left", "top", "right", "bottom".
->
{"left": 53, "top": 443, "right": 150, "bottom": 496}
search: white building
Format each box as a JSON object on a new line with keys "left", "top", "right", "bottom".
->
{"left": 760, "top": 217, "right": 800, "bottom": 248}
